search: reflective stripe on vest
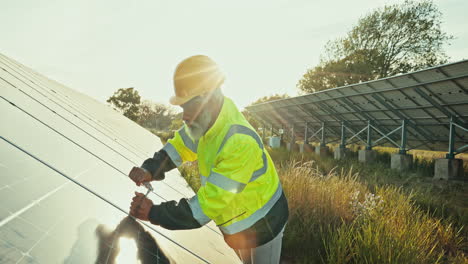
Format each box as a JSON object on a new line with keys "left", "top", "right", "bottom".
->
{"left": 188, "top": 195, "right": 211, "bottom": 225}
{"left": 208, "top": 171, "right": 246, "bottom": 193}
{"left": 162, "top": 142, "right": 182, "bottom": 167}
{"left": 200, "top": 173, "right": 207, "bottom": 186}
{"left": 179, "top": 126, "right": 198, "bottom": 153}
{"left": 200, "top": 125, "right": 268, "bottom": 193}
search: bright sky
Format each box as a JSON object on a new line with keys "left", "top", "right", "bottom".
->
{"left": 1, "top": 0, "right": 467, "bottom": 110}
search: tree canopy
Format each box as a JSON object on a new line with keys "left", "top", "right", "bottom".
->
{"left": 106, "top": 87, "right": 141, "bottom": 121}
{"left": 138, "top": 100, "right": 176, "bottom": 130}
{"left": 298, "top": 0, "right": 453, "bottom": 93}
{"left": 107, "top": 88, "right": 177, "bottom": 130}
{"left": 249, "top": 94, "right": 290, "bottom": 105}
{"left": 169, "top": 113, "right": 184, "bottom": 131}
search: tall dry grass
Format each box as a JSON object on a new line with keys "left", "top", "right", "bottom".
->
{"left": 279, "top": 160, "right": 366, "bottom": 262}
{"left": 278, "top": 158, "right": 466, "bottom": 263}
{"left": 176, "top": 148, "right": 467, "bottom": 263}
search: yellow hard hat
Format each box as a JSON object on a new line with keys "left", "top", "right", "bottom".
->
{"left": 170, "top": 55, "right": 225, "bottom": 105}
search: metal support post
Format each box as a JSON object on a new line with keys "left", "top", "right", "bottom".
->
{"left": 262, "top": 123, "right": 266, "bottom": 141}
{"left": 320, "top": 122, "right": 326, "bottom": 147}
{"left": 280, "top": 124, "right": 284, "bottom": 143}
{"left": 291, "top": 125, "right": 295, "bottom": 145}
{"left": 453, "top": 122, "right": 468, "bottom": 154}
{"left": 366, "top": 120, "right": 372, "bottom": 150}
{"left": 447, "top": 117, "right": 456, "bottom": 159}
{"left": 340, "top": 121, "right": 346, "bottom": 148}
{"left": 304, "top": 122, "right": 308, "bottom": 144}
{"left": 399, "top": 120, "right": 408, "bottom": 154}
{"left": 270, "top": 124, "right": 273, "bottom": 137}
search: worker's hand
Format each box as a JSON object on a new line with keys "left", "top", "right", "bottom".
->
{"left": 129, "top": 167, "right": 152, "bottom": 186}
{"left": 130, "top": 192, "right": 153, "bottom": 221}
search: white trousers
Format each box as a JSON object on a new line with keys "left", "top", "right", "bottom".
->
{"left": 235, "top": 226, "right": 285, "bottom": 264}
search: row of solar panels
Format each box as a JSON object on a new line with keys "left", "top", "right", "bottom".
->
{"left": 0, "top": 53, "right": 240, "bottom": 263}
{"left": 246, "top": 60, "right": 468, "bottom": 152}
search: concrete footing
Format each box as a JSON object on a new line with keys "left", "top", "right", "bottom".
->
{"left": 315, "top": 145, "right": 330, "bottom": 157}
{"left": 358, "top": 149, "right": 376, "bottom": 163}
{"left": 434, "top": 158, "right": 464, "bottom": 180}
{"left": 334, "top": 147, "right": 348, "bottom": 160}
{"left": 287, "top": 142, "right": 300, "bottom": 152}
{"left": 391, "top": 153, "right": 413, "bottom": 171}
{"left": 299, "top": 143, "right": 314, "bottom": 153}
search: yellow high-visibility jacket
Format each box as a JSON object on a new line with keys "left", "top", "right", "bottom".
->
{"left": 161, "top": 97, "right": 286, "bottom": 238}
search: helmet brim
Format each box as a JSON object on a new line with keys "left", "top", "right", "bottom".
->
{"left": 169, "top": 94, "right": 196, "bottom": 106}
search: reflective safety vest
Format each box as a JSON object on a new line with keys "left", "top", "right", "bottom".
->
{"left": 162, "top": 97, "right": 283, "bottom": 235}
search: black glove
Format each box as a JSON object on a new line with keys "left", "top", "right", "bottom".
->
{"left": 140, "top": 150, "right": 176, "bottom": 181}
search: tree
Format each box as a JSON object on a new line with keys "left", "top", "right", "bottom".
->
{"left": 243, "top": 94, "right": 290, "bottom": 135}
{"left": 107, "top": 87, "right": 141, "bottom": 121}
{"left": 169, "top": 113, "right": 184, "bottom": 131}
{"left": 138, "top": 100, "right": 175, "bottom": 130}
{"left": 249, "top": 93, "right": 290, "bottom": 105}
{"left": 298, "top": 51, "right": 376, "bottom": 92}
{"left": 298, "top": 0, "right": 453, "bottom": 93}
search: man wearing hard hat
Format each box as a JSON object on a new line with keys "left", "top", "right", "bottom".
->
{"left": 129, "top": 55, "right": 289, "bottom": 263}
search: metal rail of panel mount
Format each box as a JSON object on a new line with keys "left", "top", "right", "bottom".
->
{"left": 0, "top": 52, "right": 241, "bottom": 263}
{"left": 247, "top": 60, "right": 468, "bottom": 157}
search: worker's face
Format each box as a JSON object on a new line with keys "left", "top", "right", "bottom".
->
{"left": 181, "top": 95, "right": 212, "bottom": 140}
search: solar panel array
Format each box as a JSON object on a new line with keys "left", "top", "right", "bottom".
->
{"left": 247, "top": 60, "right": 468, "bottom": 153}
{"left": 0, "top": 53, "right": 240, "bottom": 263}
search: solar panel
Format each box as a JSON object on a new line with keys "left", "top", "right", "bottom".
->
{"left": 247, "top": 60, "right": 468, "bottom": 153}
{"left": 0, "top": 53, "right": 240, "bottom": 263}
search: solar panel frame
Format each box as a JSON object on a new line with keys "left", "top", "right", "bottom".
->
{"left": 247, "top": 60, "right": 468, "bottom": 153}
{"left": 0, "top": 53, "right": 241, "bottom": 263}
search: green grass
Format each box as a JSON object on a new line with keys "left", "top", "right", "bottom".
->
{"left": 176, "top": 147, "right": 467, "bottom": 263}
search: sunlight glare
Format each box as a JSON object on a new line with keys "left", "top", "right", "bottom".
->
{"left": 115, "top": 237, "right": 141, "bottom": 264}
